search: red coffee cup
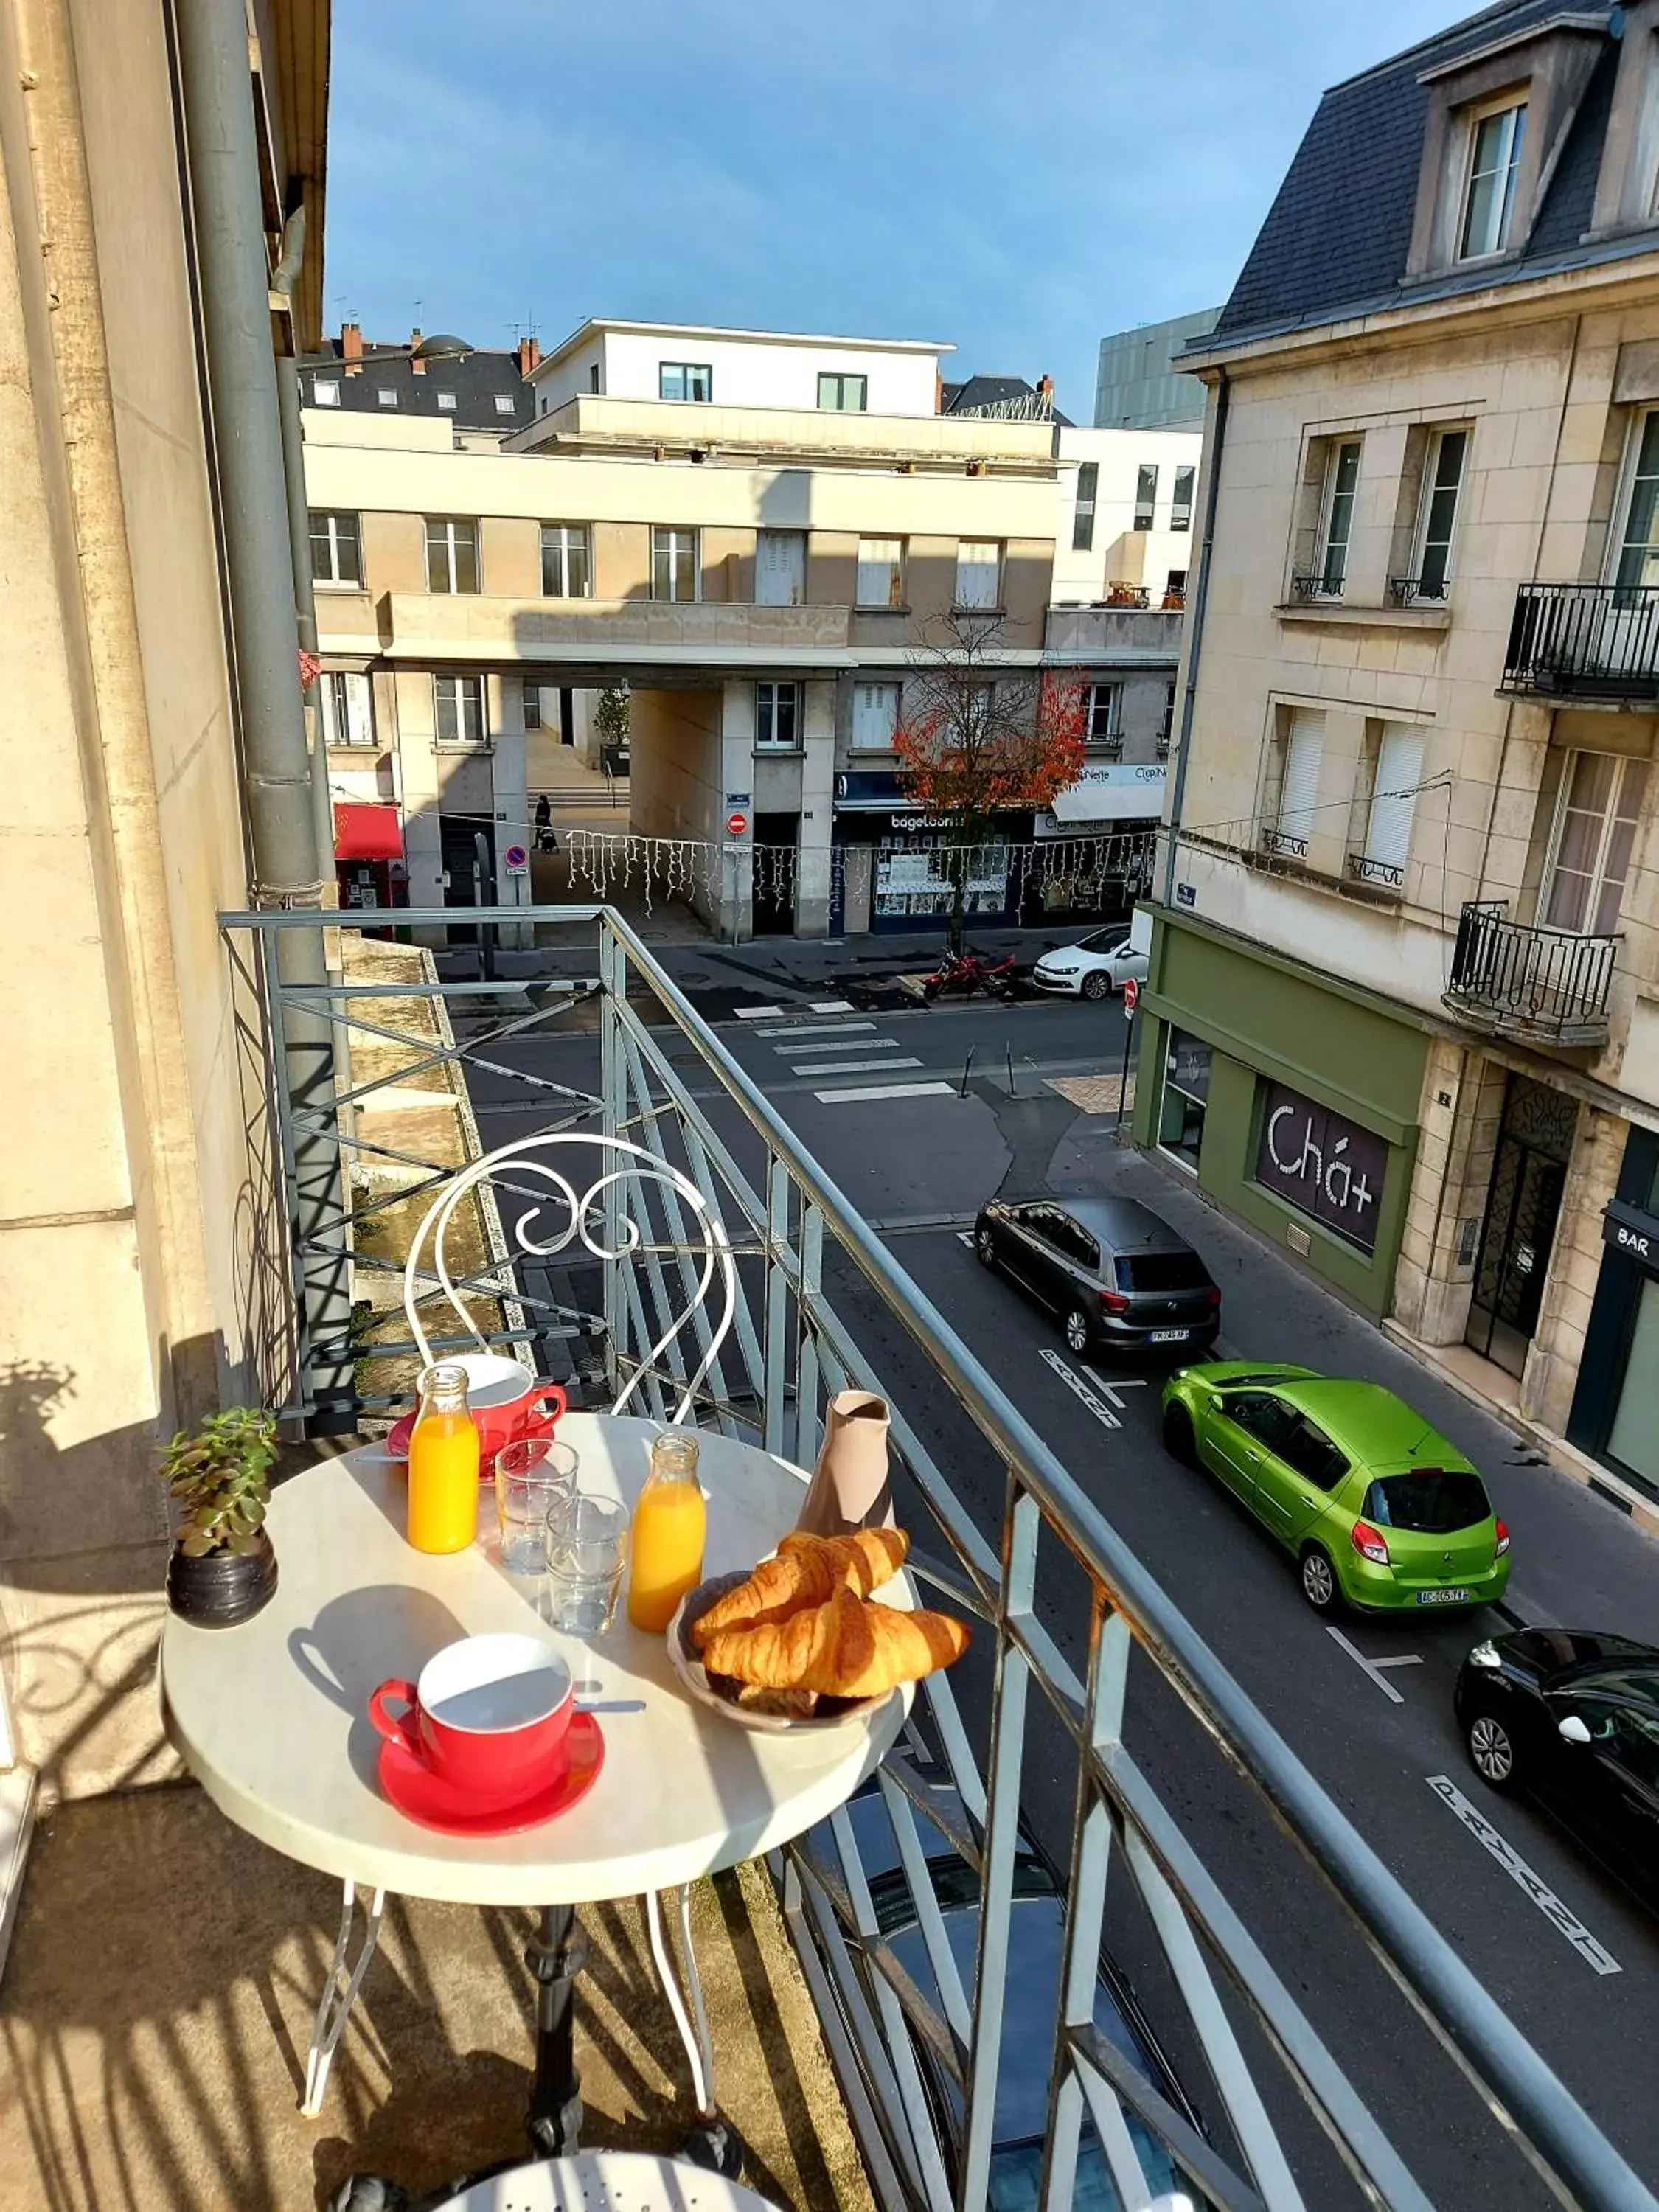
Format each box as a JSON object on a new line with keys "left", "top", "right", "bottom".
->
{"left": 369, "top": 1632, "right": 574, "bottom": 1807}
{"left": 388, "top": 1354, "right": 566, "bottom": 1466}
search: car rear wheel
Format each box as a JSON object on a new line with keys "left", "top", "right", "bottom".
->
{"left": 1467, "top": 1711, "right": 1518, "bottom": 1792}
{"left": 975, "top": 1227, "right": 998, "bottom": 1270}
{"left": 1082, "top": 970, "right": 1110, "bottom": 1001}
{"left": 1298, "top": 1544, "right": 1340, "bottom": 1613}
{"left": 1062, "top": 1307, "right": 1092, "bottom": 1355}
{"left": 1162, "top": 1399, "right": 1196, "bottom": 1464}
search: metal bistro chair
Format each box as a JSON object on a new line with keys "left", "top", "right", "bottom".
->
{"left": 302, "top": 1135, "right": 738, "bottom": 2155}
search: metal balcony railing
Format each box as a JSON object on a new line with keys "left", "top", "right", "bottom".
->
{"left": 1445, "top": 899, "right": 1618, "bottom": 1046}
{"left": 1288, "top": 570, "right": 1341, "bottom": 603}
{"left": 1502, "top": 582, "right": 1659, "bottom": 699}
{"left": 1346, "top": 850, "right": 1405, "bottom": 891}
{"left": 223, "top": 902, "right": 1656, "bottom": 2212}
{"left": 1388, "top": 574, "right": 1449, "bottom": 607}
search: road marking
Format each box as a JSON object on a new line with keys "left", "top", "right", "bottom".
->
{"left": 1426, "top": 1775, "right": 1623, "bottom": 1975}
{"left": 956, "top": 1230, "right": 975, "bottom": 1246}
{"left": 1326, "top": 1626, "right": 1422, "bottom": 1705}
{"left": 775, "top": 1036, "right": 899, "bottom": 1057}
{"left": 1040, "top": 1349, "right": 1121, "bottom": 1430}
{"left": 756, "top": 1020, "right": 876, "bottom": 1040}
{"left": 795, "top": 1055, "right": 922, "bottom": 1077}
{"left": 734, "top": 1004, "right": 790, "bottom": 1018}
{"left": 1080, "top": 1363, "right": 1148, "bottom": 1409}
{"left": 811, "top": 999, "right": 854, "bottom": 1012}
{"left": 813, "top": 1079, "right": 956, "bottom": 1105}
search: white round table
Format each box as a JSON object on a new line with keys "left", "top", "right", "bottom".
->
{"left": 429, "top": 2151, "right": 783, "bottom": 2211}
{"left": 160, "top": 1413, "right": 906, "bottom": 2168}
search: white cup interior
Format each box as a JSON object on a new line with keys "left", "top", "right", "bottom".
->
{"left": 453, "top": 1353, "right": 540, "bottom": 1410}
{"left": 417, "top": 1632, "right": 571, "bottom": 1734}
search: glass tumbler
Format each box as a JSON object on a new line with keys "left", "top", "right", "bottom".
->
{"left": 493, "top": 1436, "right": 578, "bottom": 1575}
{"left": 544, "top": 1490, "right": 630, "bottom": 1636}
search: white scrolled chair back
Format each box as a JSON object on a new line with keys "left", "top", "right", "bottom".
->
{"left": 400, "top": 1133, "right": 737, "bottom": 1425}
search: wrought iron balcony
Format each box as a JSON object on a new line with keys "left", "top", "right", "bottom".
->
{"left": 1257, "top": 824, "right": 1308, "bottom": 860}
{"left": 211, "top": 901, "right": 1650, "bottom": 2208}
{"left": 1288, "top": 569, "right": 1342, "bottom": 602}
{"left": 1346, "top": 850, "right": 1405, "bottom": 891}
{"left": 1445, "top": 898, "right": 1618, "bottom": 1046}
{"left": 1388, "top": 574, "right": 1449, "bottom": 607}
{"left": 1502, "top": 580, "right": 1659, "bottom": 700}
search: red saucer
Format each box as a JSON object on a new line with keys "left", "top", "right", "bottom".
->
{"left": 377, "top": 1710, "right": 605, "bottom": 1836}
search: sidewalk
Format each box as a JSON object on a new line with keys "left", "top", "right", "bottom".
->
{"left": 1048, "top": 1127, "right": 1659, "bottom": 1646}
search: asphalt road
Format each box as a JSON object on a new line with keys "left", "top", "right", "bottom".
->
{"left": 460, "top": 982, "right": 1659, "bottom": 2206}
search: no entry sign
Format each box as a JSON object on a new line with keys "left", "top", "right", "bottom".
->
{"left": 1122, "top": 976, "right": 1139, "bottom": 1017}
{"left": 727, "top": 812, "right": 749, "bottom": 838}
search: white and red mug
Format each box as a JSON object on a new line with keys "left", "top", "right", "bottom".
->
{"left": 389, "top": 1353, "right": 566, "bottom": 1466}
{"left": 369, "top": 1632, "right": 574, "bottom": 1807}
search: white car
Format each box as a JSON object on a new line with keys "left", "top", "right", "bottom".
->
{"left": 1032, "top": 928, "right": 1149, "bottom": 1000}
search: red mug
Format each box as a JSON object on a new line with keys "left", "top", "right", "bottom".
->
{"left": 369, "top": 1632, "right": 574, "bottom": 1807}
{"left": 389, "top": 1354, "right": 567, "bottom": 1466}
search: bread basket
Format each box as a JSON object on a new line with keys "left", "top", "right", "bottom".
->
{"left": 666, "top": 1569, "right": 898, "bottom": 1734}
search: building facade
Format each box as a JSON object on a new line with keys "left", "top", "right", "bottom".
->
{"left": 1139, "top": 0, "right": 1659, "bottom": 1509}
{"left": 306, "top": 319, "right": 1172, "bottom": 939}
{"left": 1093, "top": 309, "right": 1221, "bottom": 431}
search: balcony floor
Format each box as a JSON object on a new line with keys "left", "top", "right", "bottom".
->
{"left": 0, "top": 1782, "right": 872, "bottom": 2212}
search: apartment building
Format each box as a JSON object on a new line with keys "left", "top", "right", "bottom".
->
{"left": 308, "top": 318, "right": 1180, "bottom": 937}
{"left": 1094, "top": 309, "right": 1221, "bottom": 431}
{"left": 1140, "top": 0, "right": 1659, "bottom": 1504}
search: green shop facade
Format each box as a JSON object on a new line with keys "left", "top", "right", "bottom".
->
{"left": 1132, "top": 906, "right": 1428, "bottom": 1316}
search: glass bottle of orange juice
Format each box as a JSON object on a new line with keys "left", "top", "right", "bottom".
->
{"left": 628, "top": 1429, "right": 706, "bottom": 1632}
{"left": 407, "top": 1363, "right": 480, "bottom": 1554}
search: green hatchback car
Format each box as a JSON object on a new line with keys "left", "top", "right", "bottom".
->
{"left": 1160, "top": 1362, "right": 1512, "bottom": 1614}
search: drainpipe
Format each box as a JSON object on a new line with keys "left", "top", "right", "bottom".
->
{"left": 1161, "top": 367, "right": 1229, "bottom": 906}
{"left": 273, "top": 319, "right": 340, "bottom": 908}
{"left": 173, "top": 0, "right": 357, "bottom": 1429}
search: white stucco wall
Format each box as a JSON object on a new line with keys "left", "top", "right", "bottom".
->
{"left": 532, "top": 326, "right": 946, "bottom": 417}
{"left": 1053, "top": 425, "right": 1203, "bottom": 605}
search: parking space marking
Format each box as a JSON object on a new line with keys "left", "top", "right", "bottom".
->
{"left": 956, "top": 1230, "right": 975, "bottom": 1247}
{"left": 1039, "top": 1349, "right": 1121, "bottom": 1430}
{"left": 1426, "top": 1775, "right": 1623, "bottom": 1975}
{"left": 1082, "top": 1364, "right": 1147, "bottom": 1409}
{"left": 1326, "top": 1626, "right": 1422, "bottom": 1705}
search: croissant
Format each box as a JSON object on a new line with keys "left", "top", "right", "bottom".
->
{"left": 690, "top": 1527, "right": 908, "bottom": 1649}
{"left": 701, "top": 1585, "right": 969, "bottom": 1697}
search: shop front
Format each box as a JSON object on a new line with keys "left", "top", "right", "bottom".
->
{"left": 333, "top": 801, "right": 408, "bottom": 925}
{"left": 1134, "top": 907, "right": 1427, "bottom": 1314}
{"left": 829, "top": 771, "right": 1031, "bottom": 933}
{"left": 1568, "top": 1127, "right": 1659, "bottom": 1500}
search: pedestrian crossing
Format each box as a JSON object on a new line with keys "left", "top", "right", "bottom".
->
{"left": 736, "top": 1004, "right": 954, "bottom": 1106}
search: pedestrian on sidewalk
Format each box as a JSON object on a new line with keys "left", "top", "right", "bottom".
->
{"left": 534, "top": 793, "right": 556, "bottom": 852}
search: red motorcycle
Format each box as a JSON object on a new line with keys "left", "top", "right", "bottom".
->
{"left": 921, "top": 947, "right": 1018, "bottom": 1002}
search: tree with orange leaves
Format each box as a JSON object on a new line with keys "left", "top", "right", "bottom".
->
{"left": 892, "top": 612, "right": 1088, "bottom": 950}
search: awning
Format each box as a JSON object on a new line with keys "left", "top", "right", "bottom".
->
{"left": 1048, "top": 763, "right": 1167, "bottom": 824}
{"left": 333, "top": 802, "right": 404, "bottom": 861}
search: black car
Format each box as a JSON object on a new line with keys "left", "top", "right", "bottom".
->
{"left": 974, "top": 1194, "right": 1221, "bottom": 1358}
{"left": 1454, "top": 1629, "right": 1659, "bottom": 1907}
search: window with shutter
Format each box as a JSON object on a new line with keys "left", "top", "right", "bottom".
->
{"left": 851, "top": 681, "right": 900, "bottom": 749}
{"left": 756, "top": 531, "right": 805, "bottom": 606}
{"left": 1274, "top": 709, "right": 1325, "bottom": 855}
{"left": 1361, "top": 725, "right": 1423, "bottom": 884}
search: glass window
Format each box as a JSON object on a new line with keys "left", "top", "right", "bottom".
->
{"left": 857, "top": 538, "right": 905, "bottom": 608}
{"left": 755, "top": 681, "right": 800, "bottom": 750}
{"left": 494, "top": 394, "right": 516, "bottom": 417}
{"left": 425, "top": 518, "right": 479, "bottom": 594}
{"left": 1171, "top": 465, "right": 1195, "bottom": 532}
{"left": 436, "top": 390, "right": 457, "bottom": 412}
{"left": 1318, "top": 441, "right": 1360, "bottom": 594}
{"left": 1159, "top": 681, "right": 1177, "bottom": 751}
{"left": 817, "top": 372, "right": 868, "bottom": 411}
{"left": 308, "top": 510, "right": 361, "bottom": 588}
{"left": 1543, "top": 751, "right": 1649, "bottom": 934}
{"left": 1220, "top": 1392, "right": 1299, "bottom": 1453}
{"left": 310, "top": 378, "right": 341, "bottom": 406}
{"left": 1279, "top": 1417, "right": 1349, "bottom": 1489}
{"left": 319, "top": 670, "right": 375, "bottom": 747}
{"left": 955, "top": 541, "right": 1002, "bottom": 611}
{"left": 651, "top": 526, "right": 700, "bottom": 602}
{"left": 434, "top": 673, "right": 484, "bottom": 745}
{"left": 1460, "top": 100, "right": 1528, "bottom": 259}
{"left": 658, "top": 362, "right": 712, "bottom": 402}
{"left": 1608, "top": 1277, "right": 1659, "bottom": 1487}
{"left": 1072, "top": 462, "right": 1099, "bottom": 552}
{"left": 1415, "top": 429, "right": 1467, "bottom": 597}
{"left": 850, "top": 681, "right": 900, "bottom": 749}
{"left": 540, "top": 524, "right": 591, "bottom": 598}
{"left": 1052, "top": 1214, "right": 1100, "bottom": 1269}
{"left": 1363, "top": 1470, "right": 1492, "bottom": 1533}
{"left": 1133, "top": 464, "right": 1158, "bottom": 531}
{"left": 588, "top": 363, "right": 601, "bottom": 393}
{"left": 1158, "top": 1029, "right": 1211, "bottom": 1172}
{"left": 1086, "top": 684, "right": 1121, "bottom": 745}
{"left": 376, "top": 387, "right": 397, "bottom": 408}
{"left": 1117, "top": 1251, "right": 1209, "bottom": 1293}
{"left": 1614, "top": 411, "right": 1659, "bottom": 593}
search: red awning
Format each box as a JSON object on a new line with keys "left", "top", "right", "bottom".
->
{"left": 333, "top": 803, "right": 404, "bottom": 862}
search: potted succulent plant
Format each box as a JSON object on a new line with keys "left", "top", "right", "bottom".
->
{"left": 162, "top": 1407, "right": 279, "bottom": 1628}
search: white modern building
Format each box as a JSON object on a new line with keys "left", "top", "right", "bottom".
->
{"left": 1053, "top": 425, "right": 1204, "bottom": 609}
{"left": 529, "top": 319, "right": 948, "bottom": 418}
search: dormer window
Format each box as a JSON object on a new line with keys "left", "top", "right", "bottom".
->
{"left": 1459, "top": 99, "right": 1527, "bottom": 258}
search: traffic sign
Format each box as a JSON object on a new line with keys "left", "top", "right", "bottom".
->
{"left": 1122, "top": 976, "right": 1139, "bottom": 1018}
{"left": 727, "top": 812, "right": 749, "bottom": 838}
{"left": 504, "top": 844, "right": 528, "bottom": 869}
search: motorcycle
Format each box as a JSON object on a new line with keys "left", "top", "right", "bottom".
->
{"left": 920, "top": 946, "right": 1018, "bottom": 1003}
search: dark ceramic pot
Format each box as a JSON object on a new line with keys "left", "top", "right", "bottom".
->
{"left": 165, "top": 1528, "right": 277, "bottom": 1628}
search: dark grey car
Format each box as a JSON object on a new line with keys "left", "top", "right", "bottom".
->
{"left": 973, "top": 1194, "right": 1221, "bottom": 1358}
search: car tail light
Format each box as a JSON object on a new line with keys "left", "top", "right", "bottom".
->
{"left": 1495, "top": 1518, "right": 1511, "bottom": 1558}
{"left": 1350, "top": 1519, "right": 1390, "bottom": 1567}
{"left": 1206, "top": 1287, "right": 1222, "bottom": 1307}
{"left": 1099, "top": 1289, "right": 1130, "bottom": 1316}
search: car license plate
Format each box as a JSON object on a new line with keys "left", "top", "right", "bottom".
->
{"left": 1147, "top": 1328, "right": 1189, "bottom": 1344}
{"left": 1416, "top": 1587, "right": 1470, "bottom": 1606}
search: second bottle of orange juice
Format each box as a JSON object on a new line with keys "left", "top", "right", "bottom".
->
{"left": 628, "top": 1429, "right": 706, "bottom": 1632}
{"left": 407, "top": 1362, "right": 480, "bottom": 1554}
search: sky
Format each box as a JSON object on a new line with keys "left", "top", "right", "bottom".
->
{"left": 324, "top": 0, "right": 1461, "bottom": 417}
